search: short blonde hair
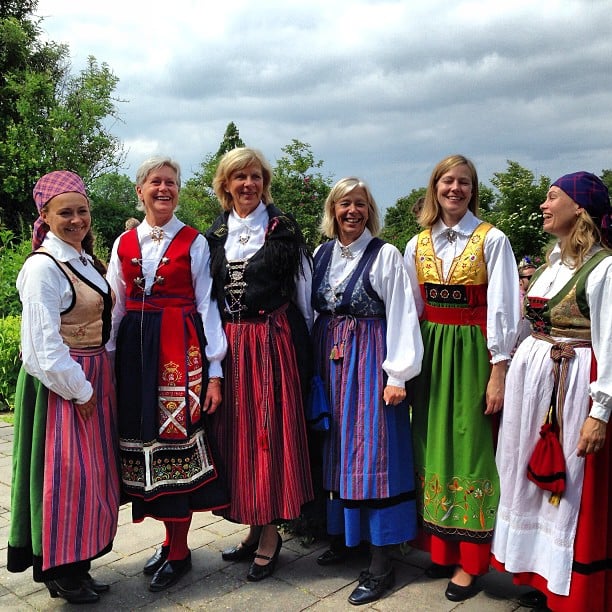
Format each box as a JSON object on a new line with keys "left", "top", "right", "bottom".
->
{"left": 320, "top": 177, "right": 381, "bottom": 239}
{"left": 213, "top": 147, "right": 273, "bottom": 211}
{"left": 418, "top": 154, "right": 479, "bottom": 227}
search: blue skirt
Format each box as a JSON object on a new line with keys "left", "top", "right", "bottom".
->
{"left": 312, "top": 313, "right": 417, "bottom": 546}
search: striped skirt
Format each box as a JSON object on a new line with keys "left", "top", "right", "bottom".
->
{"left": 313, "top": 314, "right": 417, "bottom": 546}
{"left": 8, "top": 347, "right": 120, "bottom": 580}
{"left": 211, "top": 307, "right": 314, "bottom": 525}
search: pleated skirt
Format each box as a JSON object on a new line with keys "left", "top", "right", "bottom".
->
{"left": 313, "top": 313, "right": 417, "bottom": 547}
{"left": 211, "top": 308, "right": 314, "bottom": 525}
{"left": 8, "top": 348, "right": 120, "bottom": 581}
{"left": 492, "top": 335, "right": 611, "bottom": 611}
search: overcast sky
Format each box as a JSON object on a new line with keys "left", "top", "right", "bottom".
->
{"left": 35, "top": 0, "right": 612, "bottom": 210}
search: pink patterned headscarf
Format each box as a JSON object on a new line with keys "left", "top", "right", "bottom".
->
{"left": 32, "top": 171, "right": 88, "bottom": 249}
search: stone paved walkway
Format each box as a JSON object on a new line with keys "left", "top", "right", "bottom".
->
{"left": 0, "top": 420, "right": 528, "bottom": 610}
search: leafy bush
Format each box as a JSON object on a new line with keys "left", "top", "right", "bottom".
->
{"left": 0, "top": 224, "right": 30, "bottom": 318}
{"left": 0, "top": 315, "right": 21, "bottom": 411}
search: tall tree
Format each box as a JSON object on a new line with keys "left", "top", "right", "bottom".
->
{"left": 88, "top": 172, "right": 140, "bottom": 253}
{"left": 178, "top": 122, "right": 246, "bottom": 231}
{"left": 271, "top": 139, "right": 332, "bottom": 250}
{"left": 380, "top": 188, "right": 426, "bottom": 252}
{"left": 483, "top": 160, "right": 550, "bottom": 261}
{"left": 0, "top": 5, "right": 124, "bottom": 231}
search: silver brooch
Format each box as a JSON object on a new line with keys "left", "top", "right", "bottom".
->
{"left": 445, "top": 228, "right": 457, "bottom": 243}
{"left": 150, "top": 226, "right": 164, "bottom": 245}
{"left": 340, "top": 245, "right": 354, "bottom": 259}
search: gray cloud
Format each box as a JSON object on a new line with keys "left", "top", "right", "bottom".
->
{"left": 38, "top": 0, "right": 612, "bottom": 209}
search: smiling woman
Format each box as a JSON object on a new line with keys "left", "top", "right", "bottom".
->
{"left": 404, "top": 154, "right": 520, "bottom": 603}
{"left": 106, "top": 156, "right": 229, "bottom": 593}
{"left": 8, "top": 171, "right": 120, "bottom": 604}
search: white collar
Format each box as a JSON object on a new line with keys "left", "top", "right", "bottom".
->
{"left": 228, "top": 202, "right": 267, "bottom": 228}
{"left": 432, "top": 209, "right": 480, "bottom": 238}
{"left": 42, "top": 232, "right": 91, "bottom": 264}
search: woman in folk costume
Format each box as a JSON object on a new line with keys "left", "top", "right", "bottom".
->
{"left": 492, "top": 172, "right": 612, "bottom": 612}
{"left": 205, "top": 147, "right": 313, "bottom": 582}
{"left": 8, "top": 171, "right": 120, "bottom": 604}
{"left": 403, "top": 154, "right": 520, "bottom": 602}
{"left": 311, "top": 177, "right": 423, "bottom": 605}
{"left": 106, "top": 157, "right": 228, "bottom": 592}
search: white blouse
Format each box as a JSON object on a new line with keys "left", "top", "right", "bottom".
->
{"left": 529, "top": 243, "right": 612, "bottom": 422}
{"left": 225, "top": 202, "right": 313, "bottom": 330}
{"left": 17, "top": 232, "right": 107, "bottom": 403}
{"left": 313, "top": 228, "right": 424, "bottom": 387}
{"left": 404, "top": 210, "right": 520, "bottom": 364}
{"left": 106, "top": 216, "right": 227, "bottom": 378}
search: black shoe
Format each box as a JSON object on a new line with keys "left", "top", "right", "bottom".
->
{"left": 317, "top": 547, "right": 348, "bottom": 566}
{"left": 143, "top": 544, "right": 170, "bottom": 575}
{"left": 425, "top": 563, "right": 455, "bottom": 579}
{"left": 518, "top": 589, "right": 547, "bottom": 609}
{"left": 348, "top": 568, "right": 395, "bottom": 605}
{"left": 81, "top": 572, "right": 110, "bottom": 593}
{"left": 222, "top": 539, "right": 259, "bottom": 562}
{"left": 445, "top": 578, "right": 480, "bottom": 602}
{"left": 46, "top": 579, "right": 100, "bottom": 604}
{"left": 247, "top": 534, "right": 282, "bottom": 582}
{"left": 148, "top": 553, "right": 192, "bottom": 592}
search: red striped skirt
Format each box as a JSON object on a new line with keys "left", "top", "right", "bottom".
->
{"left": 211, "top": 307, "right": 314, "bottom": 525}
{"left": 43, "top": 347, "right": 120, "bottom": 570}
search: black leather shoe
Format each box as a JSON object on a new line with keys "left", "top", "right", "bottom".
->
{"left": 247, "top": 534, "right": 282, "bottom": 582}
{"left": 46, "top": 579, "right": 100, "bottom": 604}
{"left": 348, "top": 568, "right": 395, "bottom": 605}
{"left": 425, "top": 563, "right": 455, "bottom": 579}
{"left": 222, "top": 539, "right": 259, "bottom": 562}
{"left": 81, "top": 572, "right": 110, "bottom": 593}
{"left": 317, "top": 547, "right": 348, "bottom": 566}
{"left": 445, "top": 578, "right": 480, "bottom": 602}
{"left": 518, "top": 589, "right": 547, "bottom": 609}
{"left": 143, "top": 544, "right": 170, "bottom": 575}
{"left": 149, "top": 553, "right": 192, "bottom": 592}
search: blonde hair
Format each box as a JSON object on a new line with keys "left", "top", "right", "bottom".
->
{"left": 213, "top": 147, "right": 273, "bottom": 211}
{"left": 418, "top": 154, "right": 479, "bottom": 227}
{"left": 550, "top": 210, "right": 609, "bottom": 269}
{"left": 320, "top": 177, "right": 381, "bottom": 239}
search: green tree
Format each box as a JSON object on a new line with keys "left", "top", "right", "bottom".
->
{"left": 600, "top": 168, "right": 612, "bottom": 192}
{"left": 178, "top": 122, "right": 246, "bottom": 231}
{"left": 0, "top": 5, "right": 125, "bottom": 232}
{"left": 88, "top": 172, "right": 140, "bottom": 253}
{"left": 483, "top": 161, "right": 550, "bottom": 261}
{"left": 271, "top": 139, "right": 332, "bottom": 250}
{"left": 380, "top": 188, "right": 426, "bottom": 251}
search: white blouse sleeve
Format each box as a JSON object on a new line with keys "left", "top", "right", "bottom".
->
{"left": 586, "top": 256, "right": 612, "bottom": 423}
{"left": 105, "top": 234, "right": 126, "bottom": 353}
{"left": 190, "top": 234, "right": 228, "bottom": 378}
{"left": 371, "top": 244, "right": 424, "bottom": 386}
{"left": 483, "top": 230, "right": 521, "bottom": 363}
{"left": 17, "top": 255, "right": 93, "bottom": 403}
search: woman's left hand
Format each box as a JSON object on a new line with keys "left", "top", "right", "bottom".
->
{"left": 203, "top": 380, "right": 222, "bottom": 414}
{"left": 383, "top": 385, "right": 406, "bottom": 406}
{"left": 484, "top": 361, "right": 507, "bottom": 415}
{"left": 576, "top": 416, "right": 607, "bottom": 457}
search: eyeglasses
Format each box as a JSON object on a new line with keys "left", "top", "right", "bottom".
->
{"left": 519, "top": 275, "right": 533, "bottom": 280}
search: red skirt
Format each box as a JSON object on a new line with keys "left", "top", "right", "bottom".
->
{"left": 211, "top": 306, "right": 314, "bottom": 525}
